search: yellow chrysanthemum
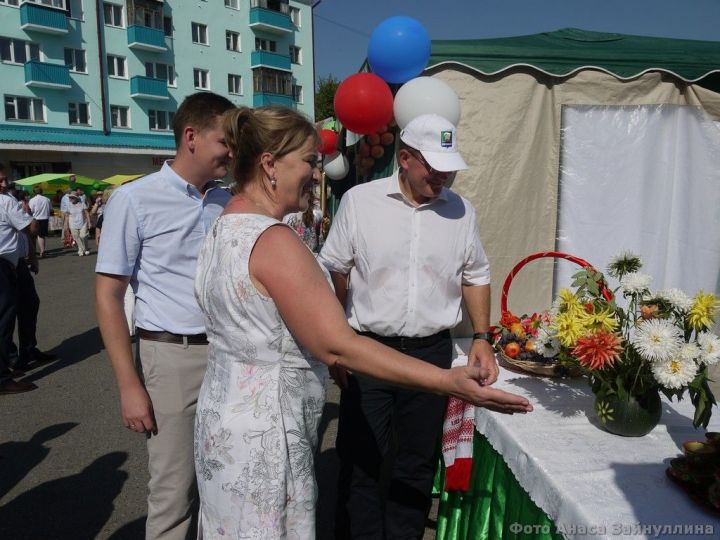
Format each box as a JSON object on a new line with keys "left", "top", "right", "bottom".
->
{"left": 688, "top": 292, "right": 719, "bottom": 331}
{"left": 552, "top": 311, "right": 588, "bottom": 347}
{"left": 580, "top": 309, "right": 619, "bottom": 333}
{"left": 558, "top": 288, "right": 585, "bottom": 317}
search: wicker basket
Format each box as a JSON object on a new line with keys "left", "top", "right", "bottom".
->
{"left": 497, "top": 251, "right": 612, "bottom": 378}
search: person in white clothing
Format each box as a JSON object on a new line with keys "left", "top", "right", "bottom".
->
{"left": 319, "top": 114, "right": 501, "bottom": 539}
{"left": 64, "top": 190, "right": 90, "bottom": 256}
{"left": 28, "top": 186, "right": 52, "bottom": 257}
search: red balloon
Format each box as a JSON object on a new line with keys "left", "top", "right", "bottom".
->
{"left": 334, "top": 73, "right": 393, "bottom": 135}
{"left": 318, "top": 129, "right": 339, "bottom": 155}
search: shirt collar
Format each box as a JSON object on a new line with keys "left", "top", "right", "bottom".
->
{"left": 385, "top": 168, "right": 448, "bottom": 206}
{"left": 162, "top": 160, "right": 223, "bottom": 199}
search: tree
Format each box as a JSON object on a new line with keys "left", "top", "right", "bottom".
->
{"left": 314, "top": 75, "right": 340, "bottom": 122}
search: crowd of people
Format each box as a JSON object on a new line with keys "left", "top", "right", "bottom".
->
{"left": 5, "top": 89, "right": 534, "bottom": 538}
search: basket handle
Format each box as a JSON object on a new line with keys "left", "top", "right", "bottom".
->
{"left": 500, "top": 251, "right": 613, "bottom": 317}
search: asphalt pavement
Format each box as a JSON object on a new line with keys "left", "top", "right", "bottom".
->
{"left": 0, "top": 234, "right": 439, "bottom": 539}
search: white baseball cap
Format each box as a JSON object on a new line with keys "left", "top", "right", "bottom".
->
{"left": 399, "top": 114, "right": 467, "bottom": 172}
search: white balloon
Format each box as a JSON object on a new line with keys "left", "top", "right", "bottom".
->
{"left": 323, "top": 151, "right": 350, "bottom": 180}
{"left": 393, "top": 76, "right": 461, "bottom": 129}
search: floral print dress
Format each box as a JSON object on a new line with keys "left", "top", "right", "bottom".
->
{"left": 194, "top": 214, "right": 328, "bottom": 539}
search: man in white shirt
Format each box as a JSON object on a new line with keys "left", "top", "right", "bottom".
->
{"left": 28, "top": 186, "right": 52, "bottom": 258}
{"left": 320, "top": 114, "right": 499, "bottom": 539}
{"left": 0, "top": 170, "right": 38, "bottom": 394}
{"left": 96, "top": 92, "right": 234, "bottom": 540}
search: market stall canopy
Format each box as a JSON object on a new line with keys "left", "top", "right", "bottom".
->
{"left": 101, "top": 174, "right": 144, "bottom": 185}
{"left": 15, "top": 173, "right": 108, "bottom": 195}
{"left": 427, "top": 28, "right": 720, "bottom": 91}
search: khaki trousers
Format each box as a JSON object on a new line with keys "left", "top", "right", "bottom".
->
{"left": 138, "top": 339, "right": 208, "bottom": 540}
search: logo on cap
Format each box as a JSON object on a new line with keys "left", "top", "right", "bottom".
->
{"left": 440, "top": 130, "right": 453, "bottom": 148}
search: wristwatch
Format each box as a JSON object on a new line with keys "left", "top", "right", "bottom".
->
{"left": 472, "top": 332, "right": 494, "bottom": 344}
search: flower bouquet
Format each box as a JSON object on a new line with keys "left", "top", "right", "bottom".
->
{"left": 542, "top": 252, "right": 718, "bottom": 435}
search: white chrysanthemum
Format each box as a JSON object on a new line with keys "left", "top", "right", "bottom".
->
{"left": 678, "top": 342, "right": 700, "bottom": 362}
{"left": 656, "top": 288, "right": 694, "bottom": 311}
{"left": 698, "top": 333, "right": 720, "bottom": 366}
{"left": 631, "top": 319, "right": 683, "bottom": 362}
{"left": 549, "top": 298, "right": 561, "bottom": 318}
{"left": 620, "top": 272, "right": 652, "bottom": 294}
{"left": 608, "top": 251, "right": 642, "bottom": 268}
{"left": 651, "top": 356, "right": 698, "bottom": 389}
{"left": 534, "top": 327, "right": 561, "bottom": 358}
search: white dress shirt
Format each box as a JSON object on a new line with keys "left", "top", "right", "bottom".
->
{"left": 96, "top": 161, "right": 231, "bottom": 335}
{"left": 29, "top": 194, "right": 52, "bottom": 219}
{"left": 319, "top": 169, "right": 490, "bottom": 338}
{"left": 0, "top": 193, "right": 33, "bottom": 265}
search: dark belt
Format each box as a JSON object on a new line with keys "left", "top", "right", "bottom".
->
{"left": 359, "top": 329, "right": 451, "bottom": 350}
{"left": 137, "top": 328, "right": 208, "bottom": 345}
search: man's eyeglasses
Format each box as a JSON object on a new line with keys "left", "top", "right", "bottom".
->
{"left": 406, "top": 149, "right": 440, "bottom": 176}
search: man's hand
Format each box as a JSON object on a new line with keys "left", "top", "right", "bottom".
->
{"left": 467, "top": 339, "right": 499, "bottom": 385}
{"left": 448, "top": 366, "right": 532, "bottom": 414}
{"left": 329, "top": 363, "right": 350, "bottom": 388}
{"left": 120, "top": 383, "right": 157, "bottom": 435}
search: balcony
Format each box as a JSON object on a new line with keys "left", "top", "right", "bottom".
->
{"left": 251, "top": 51, "right": 291, "bottom": 72}
{"left": 24, "top": 61, "right": 71, "bottom": 89}
{"left": 20, "top": 3, "right": 69, "bottom": 35}
{"left": 249, "top": 7, "right": 292, "bottom": 35}
{"left": 128, "top": 25, "right": 168, "bottom": 53}
{"left": 130, "top": 76, "right": 169, "bottom": 100}
{"left": 253, "top": 93, "right": 295, "bottom": 108}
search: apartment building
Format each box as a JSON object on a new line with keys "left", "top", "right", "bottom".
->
{"left": 0, "top": 0, "right": 314, "bottom": 179}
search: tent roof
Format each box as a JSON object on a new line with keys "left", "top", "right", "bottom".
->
{"left": 101, "top": 174, "right": 144, "bottom": 185}
{"left": 427, "top": 28, "right": 720, "bottom": 86}
{"left": 15, "top": 173, "right": 104, "bottom": 187}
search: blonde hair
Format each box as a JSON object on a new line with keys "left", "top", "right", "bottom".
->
{"left": 223, "top": 106, "right": 319, "bottom": 193}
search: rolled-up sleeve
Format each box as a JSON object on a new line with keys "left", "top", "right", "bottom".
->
{"left": 95, "top": 190, "right": 141, "bottom": 277}
{"left": 461, "top": 206, "right": 491, "bottom": 286}
{"left": 318, "top": 192, "right": 356, "bottom": 274}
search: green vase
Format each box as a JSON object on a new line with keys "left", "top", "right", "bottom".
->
{"left": 594, "top": 388, "right": 662, "bottom": 437}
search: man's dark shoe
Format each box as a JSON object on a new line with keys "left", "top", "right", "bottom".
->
{"left": 31, "top": 349, "right": 58, "bottom": 364}
{"left": 0, "top": 379, "right": 38, "bottom": 395}
{"left": 9, "top": 368, "right": 26, "bottom": 377}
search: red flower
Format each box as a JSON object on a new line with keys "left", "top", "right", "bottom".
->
{"left": 500, "top": 312, "right": 520, "bottom": 328}
{"left": 572, "top": 331, "right": 623, "bottom": 370}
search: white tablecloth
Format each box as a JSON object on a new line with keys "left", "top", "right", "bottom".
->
{"left": 452, "top": 339, "right": 720, "bottom": 539}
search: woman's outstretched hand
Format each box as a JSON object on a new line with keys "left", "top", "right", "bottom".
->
{"left": 447, "top": 366, "right": 533, "bottom": 414}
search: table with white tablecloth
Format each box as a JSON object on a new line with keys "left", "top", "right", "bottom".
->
{"left": 437, "top": 340, "right": 720, "bottom": 539}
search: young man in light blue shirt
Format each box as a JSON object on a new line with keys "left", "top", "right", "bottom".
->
{"left": 96, "top": 92, "right": 234, "bottom": 540}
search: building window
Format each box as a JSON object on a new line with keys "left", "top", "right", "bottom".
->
{"left": 191, "top": 22, "right": 208, "bottom": 45}
{"left": 226, "top": 30, "right": 240, "bottom": 52}
{"left": 193, "top": 68, "right": 210, "bottom": 90}
{"left": 68, "top": 0, "right": 83, "bottom": 20}
{"left": 146, "top": 62, "right": 175, "bottom": 86}
{"left": 110, "top": 105, "right": 129, "bottom": 128}
{"left": 64, "top": 48, "right": 86, "bottom": 73}
{"left": 24, "top": 0, "right": 67, "bottom": 9}
{"left": 163, "top": 16, "right": 173, "bottom": 37}
{"left": 103, "top": 3, "right": 124, "bottom": 28}
{"left": 5, "top": 95, "right": 44, "bottom": 123}
{"left": 107, "top": 54, "right": 126, "bottom": 78}
{"left": 228, "top": 74, "right": 242, "bottom": 95}
{"left": 251, "top": 0, "right": 289, "bottom": 15}
{"left": 133, "top": 5, "right": 162, "bottom": 29}
{"left": 225, "top": 0, "right": 239, "bottom": 9}
{"left": 0, "top": 1, "right": 19, "bottom": 6}
{"left": 0, "top": 38, "right": 40, "bottom": 65}
{"left": 289, "top": 45, "right": 301, "bottom": 65}
{"left": 255, "top": 38, "right": 276, "bottom": 52}
{"left": 253, "top": 68, "right": 292, "bottom": 96}
{"left": 292, "top": 83, "right": 302, "bottom": 104}
{"left": 149, "top": 109, "right": 174, "bottom": 131}
{"left": 289, "top": 6, "right": 300, "bottom": 27}
{"left": 68, "top": 102, "right": 90, "bottom": 125}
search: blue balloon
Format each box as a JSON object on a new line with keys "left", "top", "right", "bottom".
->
{"left": 368, "top": 16, "right": 431, "bottom": 84}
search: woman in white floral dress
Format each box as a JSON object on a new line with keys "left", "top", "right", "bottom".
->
{"left": 193, "top": 107, "right": 533, "bottom": 539}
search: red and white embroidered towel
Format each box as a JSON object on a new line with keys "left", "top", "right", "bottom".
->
{"left": 441, "top": 352, "right": 476, "bottom": 492}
